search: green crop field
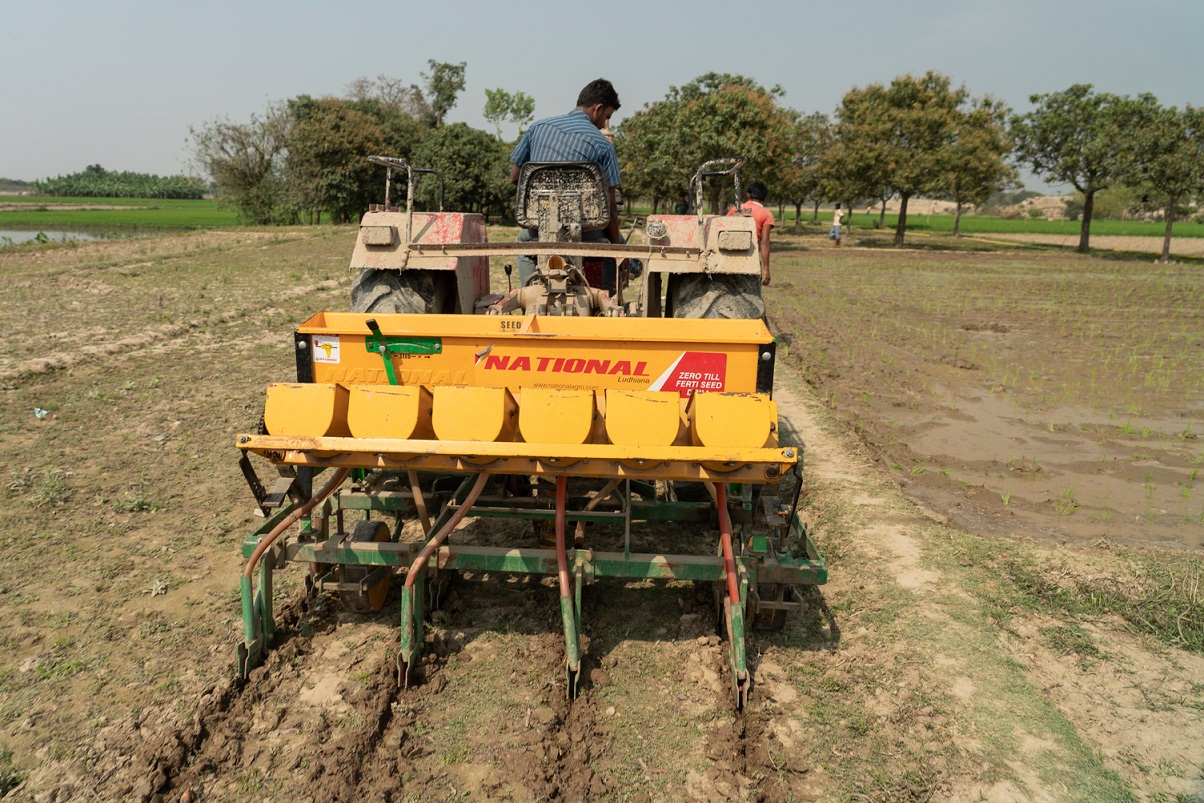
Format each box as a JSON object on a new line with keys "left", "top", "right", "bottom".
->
{"left": 0, "top": 196, "right": 240, "bottom": 229}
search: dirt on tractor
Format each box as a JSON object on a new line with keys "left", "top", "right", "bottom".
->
{"left": 0, "top": 229, "right": 1200, "bottom": 802}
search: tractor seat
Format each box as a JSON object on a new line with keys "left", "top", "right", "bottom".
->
{"left": 514, "top": 162, "right": 610, "bottom": 234}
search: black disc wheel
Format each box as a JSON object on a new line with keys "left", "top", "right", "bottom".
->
{"left": 339, "top": 519, "right": 394, "bottom": 613}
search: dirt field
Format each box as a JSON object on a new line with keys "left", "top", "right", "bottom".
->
{"left": 0, "top": 229, "right": 1201, "bottom": 802}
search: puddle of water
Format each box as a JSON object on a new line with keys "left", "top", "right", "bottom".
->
{"left": 0, "top": 230, "right": 107, "bottom": 245}
{"left": 0, "top": 229, "right": 158, "bottom": 246}
{"left": 900, "top": 389, "right": 1203, "bottom": 549}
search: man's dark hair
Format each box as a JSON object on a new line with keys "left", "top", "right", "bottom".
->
{"left": 747, "top": 181, "right": 768, "bottom": 201}
{"left": 577, "top": 79, "right": 621, "bottom": 111}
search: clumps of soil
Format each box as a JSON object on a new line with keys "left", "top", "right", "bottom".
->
{"left": 962, "top": 322, "right": 1010, "bottom": 334}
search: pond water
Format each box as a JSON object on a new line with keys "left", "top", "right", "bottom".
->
{"left": 0, "top": 229, "right": 130, "bottom": 246}
{"left": 0, "top": 230, "right": 110, "bottom": 245}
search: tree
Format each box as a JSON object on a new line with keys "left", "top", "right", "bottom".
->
{"left": 345, "top": 74, "right": 431, "bottom": 120}
{"left": 422, "top": 60, "right": 467, "bottom": 127}
{"left": 778, "top": 112, "right": 831, "bottom": 231}
{"left": 1011, "top": 85, "right": 1153, "bottom": 252}
{"left": 613, "top": 99, "right": 684, "bottom": 213}
{"left": 483, "top": 88, "right": 535, "bottom": 140}
{"left": 1128, "top": 103, "right": 1204, "bottom": 262}
{"left": 189, "top": 103, "right": 291, "bottom": 224}
{"left": 286, "top": 96, "right": 396, "bottom": 224}
{"left": 833, "top": 71, "right": 970, "bottom": 246}
{"left": 617, "top": 73, "right": 795, "bottom": 214}
{"left": 409, "top": 123, "right": 512, "bottom": 222}
{"left": 937, "top": 96, "right": 1016, "bottom": 236}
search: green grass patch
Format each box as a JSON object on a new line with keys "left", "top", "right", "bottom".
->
{"left": 0, "top": 196, "right": 240, "bottom": 229}
{"left": 955, "top": 537, "right": 1204, "bottom": 654}
{"left": 0, "top": 745, "right": 24, "bottom": 797}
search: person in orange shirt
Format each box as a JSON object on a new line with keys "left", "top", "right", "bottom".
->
{"left": 726, "top": 180, "right": 774, "bottom": 286}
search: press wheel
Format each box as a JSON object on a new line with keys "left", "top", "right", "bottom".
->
{"left": 340, "top": 519, "right": 394, "bottom": 612}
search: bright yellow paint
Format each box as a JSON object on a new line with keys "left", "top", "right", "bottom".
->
{"left": 264, "top": 383, "right": 350, "bottom": 438}
{"left": 604, "top": 390, "right": 684, "bottom": 446}
{"left": 347, "top": 386, "right": 433, "bottom": 440}
{"left": 236, "top": 433, "right": 794, "bottom": 483}
{"left": 690, "top": 393, "right": 776, "bottom": 449}
{"left": 297, "top": 312, "right": 769, "bottom": 394}
{"left": 518, "top": 388, "right": 597, "bottom": 444}
{"left": 432, "top": 386, "right": 517, "bottom": 442}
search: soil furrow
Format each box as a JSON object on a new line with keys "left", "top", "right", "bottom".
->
{"left": 0, "top": 278, "right": 346, "bottom": 380}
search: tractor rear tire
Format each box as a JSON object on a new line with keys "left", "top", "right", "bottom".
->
{"left": 666, "top": 273, "right": 764, "bottom": 320}
{"left": 351, "top": 269, "right": 454, "bottom": 314}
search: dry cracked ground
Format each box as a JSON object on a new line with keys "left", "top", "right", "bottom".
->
{"left": 0, "top": 227, "right": 1200, "bottom": 802}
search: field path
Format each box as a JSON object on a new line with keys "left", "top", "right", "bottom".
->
{"left": 979, "top": 231, "right": 1204, "bottom": 257}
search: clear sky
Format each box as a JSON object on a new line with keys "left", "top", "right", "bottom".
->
{"left": 2, "top": 0, "right": 1200, "bottom": 189}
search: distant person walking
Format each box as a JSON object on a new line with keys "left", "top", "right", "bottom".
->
{"left": 829, "top": 203, "right": 844, "bottom": 248}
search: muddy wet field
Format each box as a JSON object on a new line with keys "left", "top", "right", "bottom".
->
{"left": 0, "top": 229, "right": 1200, "bottom": 801}
{"left": 768, "top": 241, "right": 1204, "bottom": 551}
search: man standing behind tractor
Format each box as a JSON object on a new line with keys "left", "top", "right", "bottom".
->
{"left": 727, "top": 180, "right": 774, "bottom": 287}
{"left": 510, "top": 78, "right": 623, "bottom": 288}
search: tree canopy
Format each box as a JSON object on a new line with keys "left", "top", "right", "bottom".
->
{"left": 616, "top": 73, "right": 794, "bottom": 213}
{"left": 1126, "top": 103, "right": 1204, "bottom": 261}
{"left": 777, "top": 112, "right": 832, "bottom": 230}
{"left": 483, "top": 88, "right": 535, "bottom": 141}
{"left": 409, "top": 123, "right": 512, "bottom": 222}
{"left": 831, "top": 72, "right": 981, "bottom": 246}
{"left": 938, "top": 97, "right": 1015, "bottom": 236}
{"left": 286, "top": 96, "right": 402, "bottom": 224}
{"left": 1011, "top": 85, "right": 1155, "bottom": 251}
{"left": 35, "top": 164, "right": 205, "bottom": 199}
{"left": 189, "top": 103, "right": 291, "bottom": 224}
{"left": 422, "top": 60, "right": 467, "bottom": 128}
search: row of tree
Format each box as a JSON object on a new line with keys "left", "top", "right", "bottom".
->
{"left": 35, "top": 164, "right": 206, "bottom": 199}
{"left": 619, "top": 72, "right": 1204, "bottom": 259}
{"left": 189, "top": 65, "right": 1204, "bottom": 260}
{"left": 189, "top": 64, "right": 529, "bottom": 226}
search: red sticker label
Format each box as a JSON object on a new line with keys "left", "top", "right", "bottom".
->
{"left": 648, "top": 352, "right": 727, "bottom": 397}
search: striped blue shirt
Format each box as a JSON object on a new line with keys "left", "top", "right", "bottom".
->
{"left": 510, "top": 109, "right": 621, "bottom": 187}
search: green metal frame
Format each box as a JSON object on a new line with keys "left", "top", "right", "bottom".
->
{"left": 237, "top": 471, "right": 826, "bottom": 707}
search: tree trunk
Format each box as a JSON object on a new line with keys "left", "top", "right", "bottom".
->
{"left": 878, "top": 199, "right": 887, "bottom": 227}
{"left": 812, "top": 200, "right": 820, "bottom": 222}
{"left": 954, "top": 201, "right": 963, "bottom": 237}
{"left": 707, "top": 186, "right": 722, "bottom": 216}
{"left": 1078, "top": 191, "right": 1095, "bottom": 252}
{"left": 844, "top": 201, "right": 853, "bottom": 231}
{"left": 894, "top": 192, "right": 911, "bottom": 247}
{"left": 794, "top": 202, "right": 803, "bottom": 233}
{"left": 1161, "top": 196, "right": 1176, "bottom": 263}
